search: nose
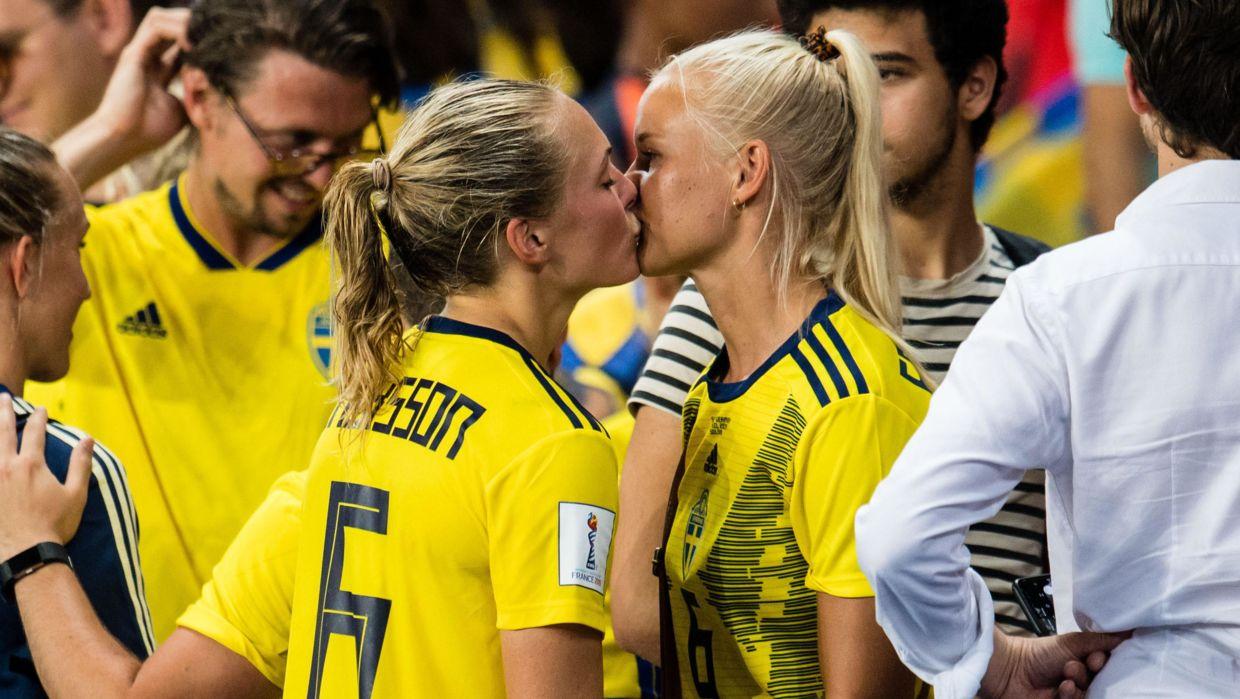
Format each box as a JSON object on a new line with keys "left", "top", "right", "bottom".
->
{"left": 613, "top": 165, "right": 638, "bottom": 209}
{"left": 304, "top": 159, "right": 335, "bottom": 191}
{"left": 623, "top": 165, "right": 643, "bottom": 205}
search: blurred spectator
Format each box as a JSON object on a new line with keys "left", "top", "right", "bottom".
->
{"left": 1069, "top": 0, "right": 1150, "bottom": 232}
{"left": 582, "top": 0, "right": 779, "bottom": 167}
{"left": 0, "top": 0, "right": 191, "bottom": 202}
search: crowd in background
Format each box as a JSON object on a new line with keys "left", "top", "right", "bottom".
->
{"left": 0, "top": 0, "right": 1235, "bottom": 697}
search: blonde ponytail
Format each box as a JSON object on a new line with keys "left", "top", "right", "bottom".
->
{"left": 324, "top": 78, "right": 573, "bottom": 429}
{"left": 324, "top": 160, "right": 406, "bottom": 429}
{"left": 816, "top": 30, "right": 909, "bottom": 358}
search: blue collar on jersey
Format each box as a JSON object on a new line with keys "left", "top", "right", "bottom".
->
{"left": 421, "top": 316, "right": 540, "bottom": 363}
{"left": 421, "top": 315, "right": 607, "bottom": 434}
{"left": 703, "top": 291, "right": 847, "bottom": 403}
{"left": 168, "top": 181, "right": 323, "bottom": 272}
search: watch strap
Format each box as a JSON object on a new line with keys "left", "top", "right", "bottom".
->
{"left": 1, "top": 542, "right": 72, "bottom": 603}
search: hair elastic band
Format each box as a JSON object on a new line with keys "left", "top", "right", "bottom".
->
{"left": 799, "top": 26, "right": 841, "bottom": 63}
{"left": 371, "top": 157, "right": 392, "bottom": 192}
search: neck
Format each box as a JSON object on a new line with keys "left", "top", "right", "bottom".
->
{"left": 893, "top": 142, "right": 985, "bottom": 280}
{"left": 1156, "top": 140, "right": 1230, "bottom": 178}
{"left": 182, "top": 160, "right": 285, "bottom": 266}
{"left": 439, "top": 276, "right": 580, "bottom": 370}
{"left": 0, "top": 342, "right": 26, "bottom": 399}
{"left": 692, "top": 252, "right": 825, "bottom": 383}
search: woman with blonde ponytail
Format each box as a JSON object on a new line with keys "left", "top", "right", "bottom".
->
{"left": 619, "top": 28, "right": 930, "bottom": 696}
{"left": 280, "top": 78, "right": 643, "bottom": 697}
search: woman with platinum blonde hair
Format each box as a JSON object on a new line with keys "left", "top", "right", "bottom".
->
{"left": 617, "top": 28, "right": 930, "bottom": 697}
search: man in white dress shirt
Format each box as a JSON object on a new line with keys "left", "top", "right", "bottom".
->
{"left": 856, "top": 1, "right": 1240, "bottom": 697}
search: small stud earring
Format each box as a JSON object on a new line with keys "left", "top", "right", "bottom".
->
{"left": 732, "top": 199, "right": 745, "bottom": 212}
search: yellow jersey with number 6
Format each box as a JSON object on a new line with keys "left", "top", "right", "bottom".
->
{"left": 283, "top": 317, "right": 618, "bottom": 698}
{"left": 666, "top": 293, "right": 930, "bottom": 697}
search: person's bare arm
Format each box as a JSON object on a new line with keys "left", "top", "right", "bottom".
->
{"left": 818, "top": 594, "right": 917, "bottom": 699}
{"left": 14, "top": 562, "right": 142, "bottom": 697}
{"left": 611, "top": 405, "right": 682, "bottom": 660}
{"left": 501, "top": 624, "right": 603, "bottom": 698}
{"left": 17, "top": 571, "right": 278, "bottom": 699}
{"left": 127, "top": 628, "right": 278, "bottom": 699}
{"left": 53, "top": 8, "right": 191, "bottom": 191}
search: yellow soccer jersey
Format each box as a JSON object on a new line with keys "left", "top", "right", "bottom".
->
{"left": 284, "top": 317, "right": 618, "bottom": 698}
{"left": 27, "top": 176, "right": 335, "bottom": 639}
{"left": 177, "top": 469, "right": 307, "bottom": 687}
{"left": 665, "top": 294, "right": 930, "bottom": 697}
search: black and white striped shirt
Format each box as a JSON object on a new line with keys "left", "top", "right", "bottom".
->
{"left": 628, "top": 226, "right": 1047, "bottom": 635}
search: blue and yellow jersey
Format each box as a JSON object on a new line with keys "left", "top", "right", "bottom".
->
{"left": 283, "top": 317, "right": 618, "bottom": 697}
{"left": 27, "top": 176, "right": 335, "bottom": 640}
{"left": 665, "top": 294, "right": 930, "bottom": 697}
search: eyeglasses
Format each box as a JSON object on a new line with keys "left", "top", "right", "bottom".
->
{"left": 223, "top": 91, "right": 386, "bottom": 176}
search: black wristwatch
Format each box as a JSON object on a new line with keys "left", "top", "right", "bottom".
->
{"left": 0, "top": 542, "right": 73, "bottom": 603}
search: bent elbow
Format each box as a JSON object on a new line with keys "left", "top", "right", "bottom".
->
{"left": 854, "top": 501, "right": 924, "bottom": 587}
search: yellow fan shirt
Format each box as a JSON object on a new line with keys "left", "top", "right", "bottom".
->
{"left": 27, "top": 177, "right": 335, "bottom": 639}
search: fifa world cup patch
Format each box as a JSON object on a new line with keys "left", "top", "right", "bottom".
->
{"left": 558, "top": 502, "right": 615, "bottom": 594}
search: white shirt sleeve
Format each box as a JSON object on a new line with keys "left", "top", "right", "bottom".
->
{"left": 855, "top": 270, "right": 1072, "bottom": 698}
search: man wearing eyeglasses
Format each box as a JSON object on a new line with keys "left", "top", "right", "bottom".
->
{"left": 27, "top": 0, "right": 400, "bottom": 645}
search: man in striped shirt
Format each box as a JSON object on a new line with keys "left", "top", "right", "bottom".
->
{"left": 612, "top": 0, "right": 1051, "bottom": 662}
{"left": 0, "top": 130, "right": 153, "bottom": 697}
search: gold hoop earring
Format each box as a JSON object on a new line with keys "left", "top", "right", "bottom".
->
{"left": 732, "top": 199, "right": 745, "bottom": 212}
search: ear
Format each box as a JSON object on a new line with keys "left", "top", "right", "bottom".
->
{"left": 958, "top": 55, "right": 998, "bottom": 122}
{"left": 8, "top": 236, "right": 39, "bottom": 300}
{"left": 83, "top": 0, "right": 136, "bottom": 58}
{"left": 181, "top": 67, "right": 216, "bottom": 132}
{"left": 732, "top": 140, "right": 771, "bottom": 209}
{"left": 503, "top": 218, "right": 551, "bottom": 267}
{"left": 1124, "top": 57, "right": 1154, "bottom": 116}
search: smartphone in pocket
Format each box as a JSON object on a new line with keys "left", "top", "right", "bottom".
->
{"left": 1013, "top": 574, "right": 1056, "bottom": 637}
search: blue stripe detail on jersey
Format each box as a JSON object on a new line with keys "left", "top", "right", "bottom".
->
{"left": 704, "top": 293, "right": 845, "bottom": 403}
{"left": 528, "top": 358, "right": 608, "bottom": 435}
{"left": 805, "top": 326, "right": 850, "bottom": 399}
{"left": 254, "top": 215, "right": 323, "bottom": 271}
{"left": 43, "top": 418, "right": 155, "bottom": 654}
{"left": 822, "top": 317, "right": 870, "bottom": 394}
{"left": 790, "top": 347, "right": 829, "bottom": 406}
{"left": 169, "top": 182, "right": 234, "bottom": 270}
{"left": 424, "top": 316, "right": 604, "bottom": 433}
{"left": 169, "top": 181, "right": 322, "bottom": 272}
{"left": 523, "top": 355, "right": 586, "bottom": 429}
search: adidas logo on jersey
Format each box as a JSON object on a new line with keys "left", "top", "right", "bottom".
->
{"left": 118, "top": 302, "right": 167, "bottom": 339}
